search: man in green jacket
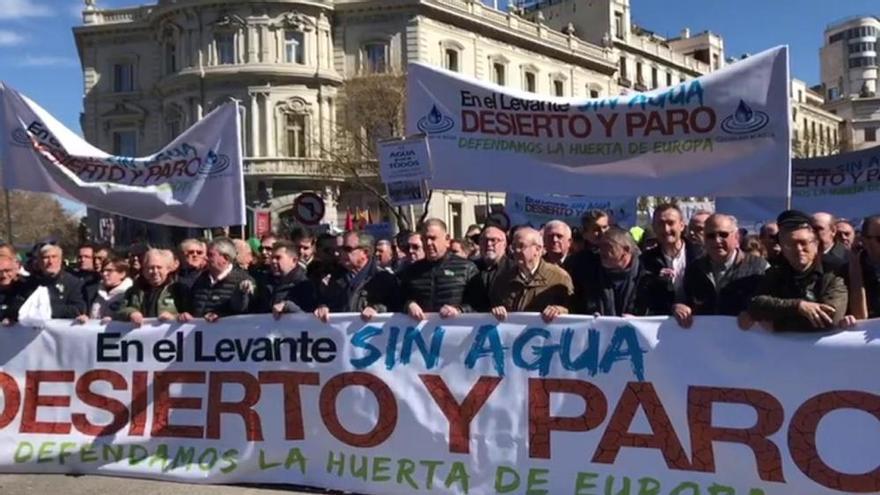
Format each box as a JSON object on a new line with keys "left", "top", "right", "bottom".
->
{"left": 747, "top": 210, "right": 848, "bottom": 332}
{"left": 115, "top": 249, "right": 187, "bottom": 326}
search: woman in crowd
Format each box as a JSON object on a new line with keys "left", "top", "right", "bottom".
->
{"left": 76, "top": 257, "right": 133, "bottom": 324}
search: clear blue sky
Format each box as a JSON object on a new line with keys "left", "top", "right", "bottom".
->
{"left": 0, "top": 0, "right": 877, "bottom": 214}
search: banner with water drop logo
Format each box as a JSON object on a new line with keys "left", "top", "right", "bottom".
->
{"left": 407, "top": 46, "right": 790, "bottom": 198}
{"left": 0, "top": 83, "right": 245, "bottom": 227}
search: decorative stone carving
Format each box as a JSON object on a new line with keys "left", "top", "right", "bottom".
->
{"left": 278, "top": 12, "right": 314, "bottom": 32}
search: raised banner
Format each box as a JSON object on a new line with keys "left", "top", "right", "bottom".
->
{"left": 0, "top": 83, "right": 245, "bottom": 227}
{"left": 506, "top": 193, "right": 637, "bottom": 228}
{"left": 1, "top": 314, "right": 878, "bottom": 494}
{"left": 717, "top": 144, "right": 880, "bottom": 223}
{"left": 406, "top": 46, "right": 791, "bottom": 197}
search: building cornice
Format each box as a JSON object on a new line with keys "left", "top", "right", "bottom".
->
{"left": 336, "top": 0, "right": 618, "bottom": 75}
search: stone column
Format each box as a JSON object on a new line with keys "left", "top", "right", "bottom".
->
{"left": 323, "top": 185, "right": 339, "bottom": 229}
{"left": 263, "top": 93, "right": 274, "bottom": 156}
{"left": 249, "top": 92, "right": 260, "bottom": 156}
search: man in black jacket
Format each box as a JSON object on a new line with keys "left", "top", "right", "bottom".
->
{"left": 812, "top": 212, "right": 848, "bottom": 271}
{"left": 636, "top": 203, "right": 700, "bottom": 315}
{"left": 0, "top": 254, "right": 29, "bottom": 325}
{"left": 256, "top": 240, "right": 317, "bottom": 318}
{"left": 28, "top": 243, "right": 87, "bottom": 319}
{"left": 672, "top": 214, "right": 768, "bottom": 327}
{"left": 177, "top": 238, "right": 207, "bottom": 289}
{"left": 469, "top": 225, "right": 511, "bottom": 312}
{"left": 578, "top": 227, "right": 643, "bottom": 316}
{"left": 400, "top": 219, "right": 479, "bottom": 320}
{"left": 179, "top": 238, "right": 255, "bottom": 322}
{"left": 315, "top": 233, "right": 399, "bottom": 322}
{"left": 848, "top": 214, "right": 880, "bottom": 319}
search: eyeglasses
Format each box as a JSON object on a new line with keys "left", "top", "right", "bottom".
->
{"left": 705, "top": 231, "right": 732, "bottom": 240}
{"left": 341, "top": 246, "right": 363, "bottom": 253}
{"left": 406, "top": 244, "right": 423, "bottom": 251}
{"left": 185, "top": 250, "right": 205, "bottom": 256}
{"left": 260, "top": 246, "right": 273, "bottom": 252}
{"left": 864, "top": 235, "right": 880, "bottom": 242}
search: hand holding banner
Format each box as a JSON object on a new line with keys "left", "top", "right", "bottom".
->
{"left": 0, "top": 313, "right": 877, "bottom": 495}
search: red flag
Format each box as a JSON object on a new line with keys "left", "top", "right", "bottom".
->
{"left": 345, "top": 209, "right": 353, "bottom": 231}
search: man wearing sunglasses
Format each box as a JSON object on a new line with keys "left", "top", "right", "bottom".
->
{"left": 672, "top": 214, "right": 768, "bottom": 328}
{"left": 177, "top": 238, "right": 207, "bottom": 289}
{"left": 848, "top": 215, "right": 880, "bottom": 320}
{"left": 314, "top": 232, "right": 398, "bottom": 322}
{"left": 747, "top": 210, "right": 848, "bottom": 332}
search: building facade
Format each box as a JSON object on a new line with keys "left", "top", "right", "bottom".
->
{"left": 74, "top": 0, "right": 722, "bottom": 243}
{"left": 791, "top": 78, "right": 843, "bottom": 158}
{"left": 820, "top": 15, "right": 880, "bottom": 152}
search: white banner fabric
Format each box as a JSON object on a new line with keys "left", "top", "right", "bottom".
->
{"left": 1, "top": 314, "right": 878, "bottom": 494}
{"left": 506, "top": 193, "right": 637, "bottom": 228}
{"left": 0, "top": 83, "right": 245, "bottom": 227}
{"left": 717, "top": 145, "right": 880, "bottom": 223}
{"left": 406, "top": 46, "right": 791, "bottom": 198}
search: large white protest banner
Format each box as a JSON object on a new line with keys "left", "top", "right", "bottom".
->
{"left": 506, "top": 193, "right": 637, "bottom": 228}
{"left": 717, "top": 144, "right": 880, "bottom": 223}
{"left": 0, "top": 83, "right": 245, "bottom": 227}
{"left": 407, "top": 46, "right": 791, "bottom": 198}
{"left": 1, "top": 314, "right": 878, "bottom": 495}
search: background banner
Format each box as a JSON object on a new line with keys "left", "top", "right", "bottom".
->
{"left": 505, "top": 193, "right": 637, "bottom": 228}
{"left": 0, "top": 314, "right": 878, "bottom": 494}
{"left": 0, "top": 83, "right": 245, "bottom": 227}
{"left": 406, "top": 47, "right": 791, "bottom": 198}
{"left": 717, "top": 144, "right": 880, "bottom": 224}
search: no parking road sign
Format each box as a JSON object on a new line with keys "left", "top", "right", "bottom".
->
{"left": 292, "top": 192, "right": 325, "bottom": 225}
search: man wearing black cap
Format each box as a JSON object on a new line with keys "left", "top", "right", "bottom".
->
{"left": 747, "top": 210, "right": 847, "bottom": 332}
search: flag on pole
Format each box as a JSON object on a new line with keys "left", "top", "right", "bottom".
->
{"left": 0, "top": 83, "right": 245, "bottom": 227}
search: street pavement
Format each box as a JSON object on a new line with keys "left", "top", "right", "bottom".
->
{"left": 0, "top": 474, "right": 350, "bottom": 495}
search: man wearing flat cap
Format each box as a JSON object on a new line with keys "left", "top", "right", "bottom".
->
{"left": 747, "top": 210, "right": 848, "bottom": 332}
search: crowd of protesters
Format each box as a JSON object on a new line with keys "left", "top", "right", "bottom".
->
{"left": 0, "top": 203, "right": 877, "bottom": 332}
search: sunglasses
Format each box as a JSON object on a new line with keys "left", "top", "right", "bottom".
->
{"left": 705, "top": 231, "right": 732, "bottom": 240}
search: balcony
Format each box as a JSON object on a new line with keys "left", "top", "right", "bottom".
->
{"left": 244, "top": 158, "right": 338, "bottom": 178}
{"left": 618, "top": 77, "right": 632, "bottom": 88}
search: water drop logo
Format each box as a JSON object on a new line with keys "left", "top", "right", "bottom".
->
{"left": 10, "top": 128, "right": 31, "bottom": 146}
{"left": 720, "top": 100, "right": 769, "bottom": 134}
{"left": 417, "top": 105, "right": 454, "bottom": 134}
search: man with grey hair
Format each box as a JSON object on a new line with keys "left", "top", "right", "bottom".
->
{"left": 542, "top": 220, "right": 572, "bottom": 267}
{"left": 811, "top": 212, "right": 848, "bottom": 270}
{"left": 489, "top": 227, "right": 573, "bottom": 322}
{"left": 470, "top": 224, "right": 512, "bottom": 312}
{"left": 577, "top": 226, "right": 643, "bottom": 316}
{"left": 179, "top": 237, "right": 254, "bottom": 322}
{"left": 177, "top": 238, "right": 207, "bottom": 289}
{"left": 673, "top": 214, "right": 767, "bottom": 328}
{"left": 25, "top": 243, "right": 87, "bottom": 319}
{"left": 116, "top": 249, "right": 187, "bottom": 326}
{"left": 315, "top": 232, "right": 398, "bottom": 322}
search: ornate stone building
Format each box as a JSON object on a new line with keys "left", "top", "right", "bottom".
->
{"left": 791, "top": 78, "right": 843, "bottom": 158}
{"left": 820, "top": 15, "right": 880, "bottom": 152}
{"left": 74, "top": 0, "right": 722, "bottom": 242}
